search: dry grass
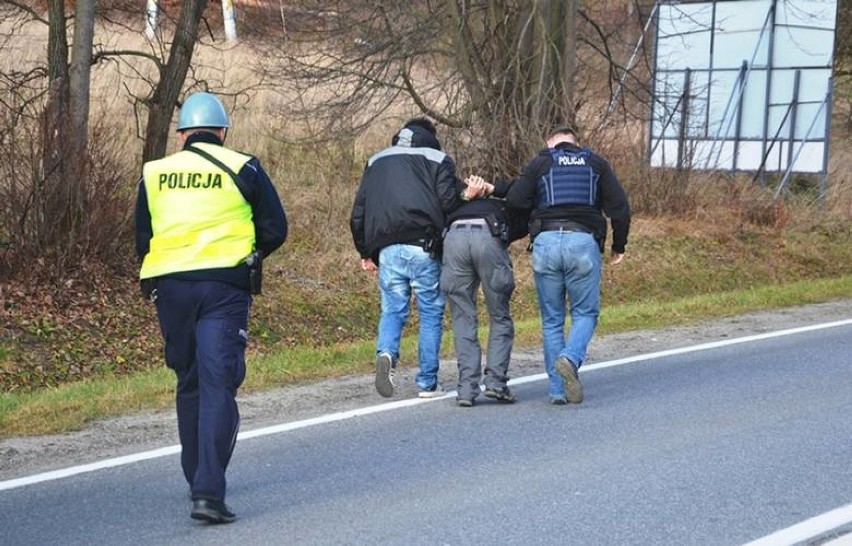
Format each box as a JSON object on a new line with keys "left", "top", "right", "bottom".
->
{"left": 1, "top": 18, "right": 851, "bottom": 394}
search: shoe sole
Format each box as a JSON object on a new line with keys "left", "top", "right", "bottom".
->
{"left": 457, "top": 399, "right": 474, "bottom": 407}
{"left": 483, "top": 390, "right": 516, "bottom": 403}
{"left": 417, "top": 390, "right": 444, "bottom": 399}
{"left": 555, "top": 357, "right": 584, "bottom": 403}
{"left": 375, "top": 354, "right": 394, "bottom": 398}
{"left": 191, "top": 509, "right": 236, "bottom": 524}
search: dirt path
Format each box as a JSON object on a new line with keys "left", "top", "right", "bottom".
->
{"left": 2, "top": 299, "right": 850, "bottom": 482}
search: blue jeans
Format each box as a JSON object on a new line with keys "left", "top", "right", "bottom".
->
{"left": 377, "top": 244, "right": 445, "bottom": 390}
{"left": 532, "top": 230, "right": 601, "bottom": 399}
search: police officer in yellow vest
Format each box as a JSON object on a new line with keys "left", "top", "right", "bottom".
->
{"left": 134, "top": 92, "right": 287, "bottom": 524}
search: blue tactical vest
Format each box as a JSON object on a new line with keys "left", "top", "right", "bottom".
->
{"left": 536, "top": 148, "right": 600, "bottom": 209}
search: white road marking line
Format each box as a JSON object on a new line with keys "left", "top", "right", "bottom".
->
{"left": 741, "top": 502, "right": 852, "bottom": 546}
{"left": 0, "top": 446, "right": 180, "bottom": 492}
{"left": 1, "top": 318, "right": 850, "bottom": 494}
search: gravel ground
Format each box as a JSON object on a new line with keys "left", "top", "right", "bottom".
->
{"left": 1, "top": 299, "right": 850, "bottom": 482}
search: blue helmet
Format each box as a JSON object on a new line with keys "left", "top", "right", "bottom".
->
{"left": 177, "top": 92, "right": 230, "bottom": 131}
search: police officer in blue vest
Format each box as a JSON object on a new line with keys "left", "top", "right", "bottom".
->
{"left": 135, "top": 92, "right": 287, "bottom": 523}
{"left": 506, "top": 125, "right": 630, "bottom": 405}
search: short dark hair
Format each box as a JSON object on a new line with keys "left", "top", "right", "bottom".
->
{"left": 404, "top": 117, "right": 437, "bottom": 136}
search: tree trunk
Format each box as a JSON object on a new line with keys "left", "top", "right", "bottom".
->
{"left": 448, "top": 0, "right": 489, "bottom": 122}
{"left": 143, "top": 0, "right": 208, "bottom": 162}
{"left": 532, "top": 0, "right": 576, "bottom": 129}
{"left": 44, "top": 0, "right": 69, "bottom": 170}
{"left": 559, "top": 0, "right": 578, "bottom": 126}
{"left": 43, "top": 0, "right": 70, "bottom": 251}
{"left": 69, "top": 0, "right": 94, "bottom": 163}
{"left": 64, "top": 0, "right": 95, "bottom": 250}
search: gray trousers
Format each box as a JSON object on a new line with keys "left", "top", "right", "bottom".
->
{"left": 440, "top": 221, "right": 515, "bottom": 400}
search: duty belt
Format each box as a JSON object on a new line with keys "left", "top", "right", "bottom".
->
{"left": 540, "top": 219, "right": 590, "bottom": 233}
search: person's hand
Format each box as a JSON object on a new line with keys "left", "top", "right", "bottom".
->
{"left": 361, "top": 258, "right": 378, "bottom": 275}
{"left": 465, "top": 174, "right": 485, "bottom": 186}
{"left": 610, "top": 253, "right": 625, "bottom": 265}
{"left": 463, "top": 175, "right": 494, "bottom": 199}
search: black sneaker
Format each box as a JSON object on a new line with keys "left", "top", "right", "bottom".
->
{"left": 483, "top": 386, "right": 517, "bottom": 403}
{"left": 555, "top": 356, "right": 583, "bottom": 403}
{"left": 375, "top": 352, "right": 395, "bottom": 398}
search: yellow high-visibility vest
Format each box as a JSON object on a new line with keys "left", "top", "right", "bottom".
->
{"left": 140, "top": 143, "right": 255, "bottom": 279}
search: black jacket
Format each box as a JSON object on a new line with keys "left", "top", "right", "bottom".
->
{"left": 446, "top": 180, "right": 530, "bottom": 243}
{"left": 505, "top": 142, "right": 630, "bottom": 253}
{"left": 350, "top": 125, "right": 467, "bottom": 260}
{"left": 134, "top": 132, "right": 288, "bottom": 290}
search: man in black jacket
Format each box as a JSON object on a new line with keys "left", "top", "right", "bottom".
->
{"left": 350, "top": 118, "right": 477, "bottom": 399}
{"left": 440, "top": 177, "right": 529, "bottom": 407}
{"left": 506, "top": 126, "right": 630, "bottom": 405}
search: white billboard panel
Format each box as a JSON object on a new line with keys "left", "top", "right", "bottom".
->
{"left": 649, "top": 0, "right": 837, "bottom": 174}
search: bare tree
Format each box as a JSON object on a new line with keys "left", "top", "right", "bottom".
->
{"left": 252, "top": 0, "right": 661, "bottom": 178}
{"left": 69, "top": 0, "right": 95, "bottom": 160}
{"left": 0, "top": 0, "right": 120, "bottom": 270}
{"left": 448, "top": 0, "right": 581, "bottom": 172}
{"left": 143, "top": 0, "right": 209, "bottom": 161}
{"left": 43, "top": 0, "right": 70, "bottom": 208}
{"left": 253, "top": 0, "right": 586, "bottom": 176}
{"left": 40, "top": 0, "right": 95, "bottom": 261}
{"left": 0, "top": 0, "right": 216, "bottom": 274}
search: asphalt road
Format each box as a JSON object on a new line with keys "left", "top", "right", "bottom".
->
{"left": 1, "top": 321, "right": 850, "bottom": 545}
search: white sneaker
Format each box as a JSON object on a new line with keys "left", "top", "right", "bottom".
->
{"left": 417, "top": 384, "right": 445, "bottom": 398}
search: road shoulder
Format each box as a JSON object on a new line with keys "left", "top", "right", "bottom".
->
{"left": 1, "top": 299, "right": 850, "bottom": 482}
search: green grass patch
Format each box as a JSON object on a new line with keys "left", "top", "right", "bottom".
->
{"left": 0, "top": 367, "right": 174, "bottom": 436}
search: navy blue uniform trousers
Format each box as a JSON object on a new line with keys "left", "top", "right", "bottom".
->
{"left": 155, "top": 278, "right": 250, "bottom": 502}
